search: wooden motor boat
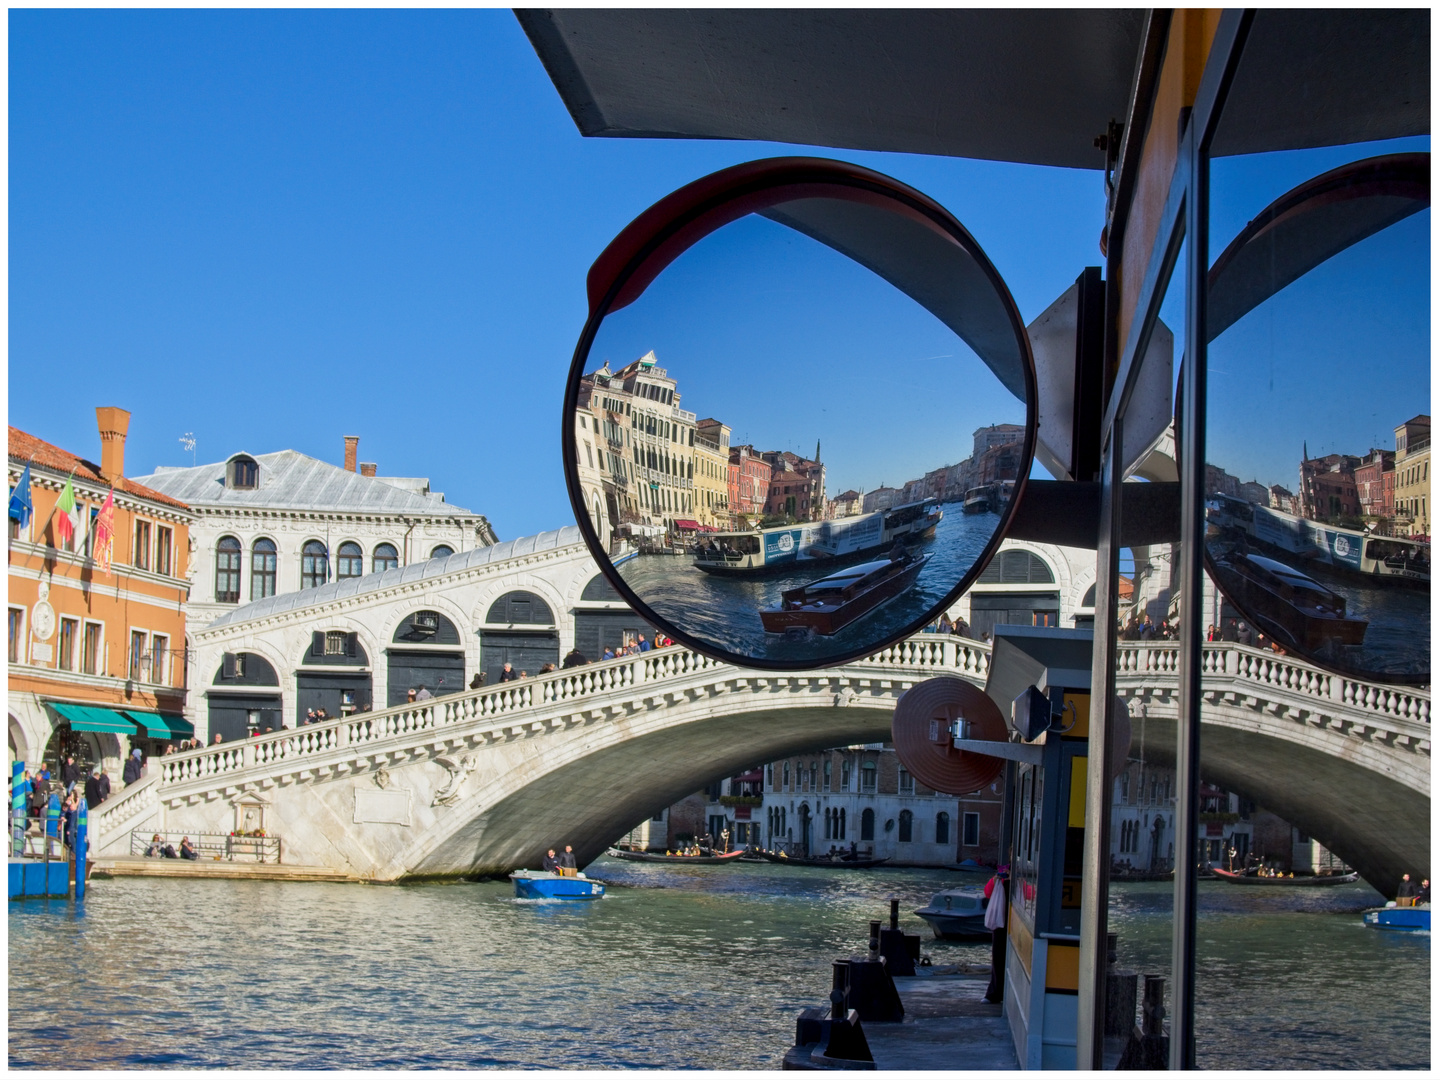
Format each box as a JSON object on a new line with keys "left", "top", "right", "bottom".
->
{"left": 759, "top": 851, "right": 890, "bottom": 869}
{"left": 914, "top": 887, "right": 990, "bottom": 940}
{"left": 1212, "top": 553, "right": 1368, "bottom": 652}
{"left": 760, "top": 554, "right": 929, "bottom": 638}
{"left": 1211, "top": 866, "right": 1359, "bottom": 886}
{"left": 510, "top": 869, "right": 606, "bottom": 900}
{"left": 603, "top": 847, "right": 746, "bottom": 865}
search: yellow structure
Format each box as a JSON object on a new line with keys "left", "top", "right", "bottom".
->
{"left": 693, "top": 419, "right": 731, "bottom": 530}
{"left": 1393, "top": 415, "right": 1429, "bottom": 538}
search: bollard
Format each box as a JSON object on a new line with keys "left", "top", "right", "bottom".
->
{"left": 74, "top": 797, "right": 88, "bottom": 901}
{"left": 1116, "top": 974, "right": 1169, "bottom": 1069}
{"left": 869, "top": 920, "right": 881, "bottom": 957}
{"left": 831, "top": 963, "right": 849, "bottom": 1020}
{"left": 1141, "top": 974, "right": 1166, "bottom": 1036}
{"left": 889, "top": 897, "right": 900, "bottom": 931}
{"left": 1106, "top": 931, "right": 1118, "bottom": 968}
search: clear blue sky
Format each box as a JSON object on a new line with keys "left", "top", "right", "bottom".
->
{"left": 10, "top": 10, "right": 1105, "bottom": 539}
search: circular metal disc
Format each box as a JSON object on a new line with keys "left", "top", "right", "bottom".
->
{"left": 892, "top": 676, "right": 1006, "bottom": 795}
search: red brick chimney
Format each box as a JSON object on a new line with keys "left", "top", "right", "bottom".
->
{"left": 96, "top": 406, "right": 131, "bottom": 482}
{"left": 343, "top": 436, "right": 359, "bottom": 473}
{"left": 359, "top": 462, "right": 377, "bottom": 477}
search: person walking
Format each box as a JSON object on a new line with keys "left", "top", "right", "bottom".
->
{"left": 84, "top": 769, "right": 104, "bottom": 808}
{"left": 122, "top": 749, "right": 144, "bottom": 786}
{"left": 60, "top": 755, "right": 82, "bottom": 793}
{"left": 982, "top": 868, "right": 1009, "bottom": 1003}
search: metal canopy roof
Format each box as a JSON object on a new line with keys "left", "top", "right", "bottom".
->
{"left": 519, "top": 10, "right": 1428, "bottom": 167}
{"left": 519, "top": 9, "right": 1145, "bottom": 170}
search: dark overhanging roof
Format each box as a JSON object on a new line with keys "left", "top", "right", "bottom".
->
{"left": 518, "top": 9, "right": 1145, "bottom": 170}
{"left": 518, "top": 9, "right": 1428, "bottom": 167}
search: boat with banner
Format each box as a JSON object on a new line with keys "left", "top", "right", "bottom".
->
{"left": 604, "top": 847, "right": 747, "bottom": 865}
{"left": 693, "top": 500, "right": 941, "bottom": 577}
{"left": 1211, "top": 867, "right": 1359, "bottom": 887}
{"left": 913, "top": 886, "right": 990, "bottom": 940}
{"left": 760, "top": 553, "right": 929, "bottom": 638}
{"left": 510, "top": 869, "right": 606, "bottom": 900}
{"left": 1364, "top": 903, "right": 1430, "bottom": 931}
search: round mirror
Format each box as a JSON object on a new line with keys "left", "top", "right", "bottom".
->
{"left": 564, "top": 158, "right": 1036, "bottom": 669}
{"left": 1203, "top": 152, "right": 1429, "bottom": 683}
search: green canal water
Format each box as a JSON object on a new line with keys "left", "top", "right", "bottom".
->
{"left": 8, "top": 860, "right": 1428, "bottom": 1069}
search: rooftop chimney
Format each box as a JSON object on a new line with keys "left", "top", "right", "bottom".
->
{"left": 360, "top": 462, "right": 377, "bottom": 477}
{"left": 344, "top": 435, "right": 359, "bottom": 473}
{"left": 96, "top": 407, "right": 131, "bottom": 482}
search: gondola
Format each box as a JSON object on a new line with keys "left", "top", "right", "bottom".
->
{"left": 759, "top": 852, "right": 891, "bottom": 869}
{"left": 604, "top": 847, "right": 747, "bottom": 864}
{"left": 1211, "top": 866, "right": 1359, "bottom": 886}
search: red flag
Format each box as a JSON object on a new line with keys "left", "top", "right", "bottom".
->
{"left": 53, "top": 474, "right": 78, "bottom": 547}
{"left": 94, "top": 490, "right": 116, "bottom": 574}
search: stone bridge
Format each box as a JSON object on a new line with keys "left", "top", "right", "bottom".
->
{"left": 91, "top": 638, "right": 1429, "bottom": 894}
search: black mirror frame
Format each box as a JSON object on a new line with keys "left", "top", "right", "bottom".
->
{"left": 561, "top": 156, "right": 1039, "bottom": 671}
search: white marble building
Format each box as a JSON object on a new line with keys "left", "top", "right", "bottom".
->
{"left": 132, "top": 438, "right": 498, "bottom": 640}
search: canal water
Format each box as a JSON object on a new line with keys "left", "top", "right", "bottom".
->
{"left": 9, "top": 860, "right": 1427, "bottom": 1069}
{"left": 618, "top": 505, "right": 998, "bottom": 664}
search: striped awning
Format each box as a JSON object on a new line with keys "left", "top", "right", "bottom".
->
{"left": 50, "top": 703, "right": 140, "bottom": 735}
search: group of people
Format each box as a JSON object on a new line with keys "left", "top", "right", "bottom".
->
{"left": 144, "top": 833, "right": 199, "bottom": 860}
{"left": 1396, "top": 873, "right": 1431, "bottom": 906}
{"left": 540, "top": 844, "right": 579, "bottom": 875}
{"left": 1120, "top": 613, "right": 1179, "bottom": 641}
{"left": 600, "top": 633, "right": 675, "bottom": 660}
{"left": 930, "top": 613, "right": 973, "bottom": 638}
{"left": 11, "top": 754, "right": 119, "bottom": 850}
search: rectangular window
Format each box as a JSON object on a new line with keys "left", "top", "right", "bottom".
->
{"left": 156, "top": 526, "right": 173, "bottom": 576}
{"left": 7, "top": 608, "right": 23, "bottom": 664}
{"left": 134, "top": 520, "right": 152, "bottom": 571}
{"left": 130, "top": 630, "right": 147, "bottom": 681}
{"left": 58, "top": 617, "right": 78, "bottom": 671}
{"left": 150, "top": 634, "right": 169, "bottom": 685}
{"left": 842, "top": 759, "right": 851, "bottom": 790}
{"left": 823, "top": 759, "right": 832, "bottom": 791}
{"left": 899, "top": 768, "right": 915, "bottom": 795}
{"left": 861, "top": 763, "right": 877, "bottom": 792}
{"left": 963, "top": 811, "right": 981, "bottom": 847}
{"left": 82, "top": 622, "right": 102, "bottom": 675}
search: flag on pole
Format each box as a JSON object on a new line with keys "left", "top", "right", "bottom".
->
{"left": 8, "top": 462, "right": 33, "bottom": 529}
{"left": 93, "top": 489, "right": 116, "bottom": 574}
{"left": 53, "top": 474, "right": 78, "bottom": 547}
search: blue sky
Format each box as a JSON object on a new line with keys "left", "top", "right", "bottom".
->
{"left": 10, "top": 10, "right": 1103, "bottom": 539}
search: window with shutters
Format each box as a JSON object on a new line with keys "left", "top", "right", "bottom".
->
{"left": 156, "top": 526, "right": 173, "bottom": 576}
{"left": 130, "top": 630, "right": 147, "bottom": 681}
{"left": 133, "top": 519, "right": 151, "bottom": 570}
{"left": 7, "top": 608, "right": 22, "bottom": 664}
{"left": 58, "top": 617, "right": 78, "bottom": 671}
{"left": 82, "top": 622, "right": 102, "bottom": 675}
{"left": 150, "top": 634, "right": 169, "bottom": 684}
{"left": 899, "top": 768, "right": 914, "bottom": 794}
{"left": 861, "top": 762, "right": 877, "bottom": 791}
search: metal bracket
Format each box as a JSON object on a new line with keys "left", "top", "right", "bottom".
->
{"left": 952, "top": 738, "right": 1044, "bottom": 766}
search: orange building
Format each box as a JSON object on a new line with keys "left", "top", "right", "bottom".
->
{"left": 7, "top": 408, "right": 196, "bottom": 779}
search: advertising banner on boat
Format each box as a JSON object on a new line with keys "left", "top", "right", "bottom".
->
{"left": 763, "top": 528, "right": 805, "bottom": 565}
{"left": 1307, "top": 522, "right": 1363, "bottom": 572}
{"left": 1249, "top": 505, "right": 1364, "bottom": 571}
{"left": 815, "top": 513, "right": 884, "bottom": 557}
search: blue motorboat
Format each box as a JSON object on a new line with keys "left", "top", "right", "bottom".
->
{"left": 510, "top": 869, "right": 605, "bottom": 900}
{"left": 1364, "top": 903, "right": 1429, "bottom": 932}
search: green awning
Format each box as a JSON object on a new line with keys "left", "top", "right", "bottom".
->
{"left": 125, "top": 711, "right": 194, "bottom": 739}
{"left": 51, "top": 703, "right": 141, "bottom": 735}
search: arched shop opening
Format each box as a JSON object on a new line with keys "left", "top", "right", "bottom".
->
{"left": 295, "top": 632, "right": 372, "bottom": 718}
{"left": 967, "top": 549, "right": 1060, "bottom": 639}
{"left": 208, "top": 652, "right": 283, "bottom": 742}
{"left": 387, "top": 610, "right": 465, "bottom": 706}
{"left": 480, "top": 591, "right": 559, "bottom": 683}
{"left": 572, "top": 574, "right": 655, "bottom": 661}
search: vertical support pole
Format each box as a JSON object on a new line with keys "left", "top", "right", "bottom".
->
{"left": 1170, "top": 119, "right": 1207, "bottom": 1071}
{"left": 75, "top": 796, "right": 89, "bottom": 901}
{"left": 1077, "top": 423, "right": 1123, "bottom": 1066}
{"left": 11, "top": 760, "right": 24, "bottom": 857}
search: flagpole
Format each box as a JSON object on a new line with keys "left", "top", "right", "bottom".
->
{"left": 31, "top": 470, "right": 76, "bottom": 545}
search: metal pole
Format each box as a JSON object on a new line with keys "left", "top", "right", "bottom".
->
{"left": 1170, "top": 118, "right": 1208, "bottom": 1070}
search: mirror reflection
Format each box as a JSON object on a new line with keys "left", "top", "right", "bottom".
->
{"left": 570, "top": 194, "right": 1031, "bottom": 666}
{"left": 1204, "top": 149, "right": 1429, "bottom": 680}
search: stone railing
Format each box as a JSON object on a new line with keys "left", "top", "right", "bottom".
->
{"left": 149, "top": 635, "right": 1423, "bottom": 801}
{"left": 89, "top": 771, "right": 163, "bottom": 837}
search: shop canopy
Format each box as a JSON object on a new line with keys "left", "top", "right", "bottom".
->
{"left": 126, "top": 712, "right": 195, "bottom": 740}
{"left": 673, "top": 519, "right": 702, "bottom": 531}
{"left": 50, "top": 703, "right": 140, "bottom": 735}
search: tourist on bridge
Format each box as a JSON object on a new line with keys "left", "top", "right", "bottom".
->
{"left": 84, "top": 769, "right": 105, "bottom": 808}
{"left": 562, "top": 648, "right": 589, "bottom": 668}
{"left": 602, "top": 646, "right": 616, "bottom": 660}
{"left": 28, "top": 767, "right": 50, "bottom": 824}
{"left": 415, "top": 686, "right": 433, "bottom": 701}
{"left": 122, "top": 749, "right": 144, "bottom": 786}
{"left": 470, "top": 673, "right": 486, "bottom": 689}
{"left": 499, "top": 663, "right": 518, "bottom": 683}
{"left": 638, "top": 634, "right": 652, "bottom": 652}
{"left": 60, "top": 755, "right": 82, "bottom": 793}
{"left": 541, "top": 848, "right": 560, "bottom": 873}
{"left": 1235, "top": 622, "right": 1255, "bottom": 646}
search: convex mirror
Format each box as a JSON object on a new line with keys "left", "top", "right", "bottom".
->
{"left": 1203, "top": 152, "right": 1429, "bottom": 683}
{"left": 564, "top": 158, "right": 1037, "bottom": 669}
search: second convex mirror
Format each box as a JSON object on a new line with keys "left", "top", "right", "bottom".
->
{"left": 564, "top": 158, "right": 1036, "bottom": 669}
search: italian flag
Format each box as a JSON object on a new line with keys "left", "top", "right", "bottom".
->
{"left": 53, "top": 474, "right": 79, "bottom": 547}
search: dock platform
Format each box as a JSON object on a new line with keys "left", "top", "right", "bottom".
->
{"left": 92, "top": 856, "right": 360, "bottom": 883}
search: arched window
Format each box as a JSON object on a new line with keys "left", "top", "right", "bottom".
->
{"left": 935, "top": 812, "right": 950, "bottom": 845}
{"left": 860, "top": 808, "right": 875, "bottom": 841}
{"left": 337, "top": 541, "right": 364, "bottom": 579}
{"left": 898, "top": 809, "right": 914, "bottom": 843}
{"left": 1081, "top": 583, "right": 1098, "bottom": 608}
{"left": 216, "top": 536, "right": 242, "bottom": 603}
{"left": 977, "top": 549, "right": 1057, "bottom": 584}
{"left": 783, "top": 762, "right": 790, "bottom": 788}
{"left": 227, "top": 455, "right": 258, "bottom": 490}
{"left": 431, "top": 544, "right": 454, "bottom": 559}
{"left": 373, "top": 543, "right": 399, "bottom": 573}
{"left": 301, "top": 540, "right": 329, "bottom": 590}
{"left": 250, "top": 539, "right": 277, "bottom": 600}
{"left": 839, "top": 808, "right": 846, "bottom": 840}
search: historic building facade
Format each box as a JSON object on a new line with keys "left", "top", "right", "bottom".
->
{"left": 8, "top": 409, "right": 196, "bottom": 775}
{"left": 1393, "top": 414, "right": 1430, "bottom": 538}
{"left": 131, "top": 436, "right": 496, "bottom": 637}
